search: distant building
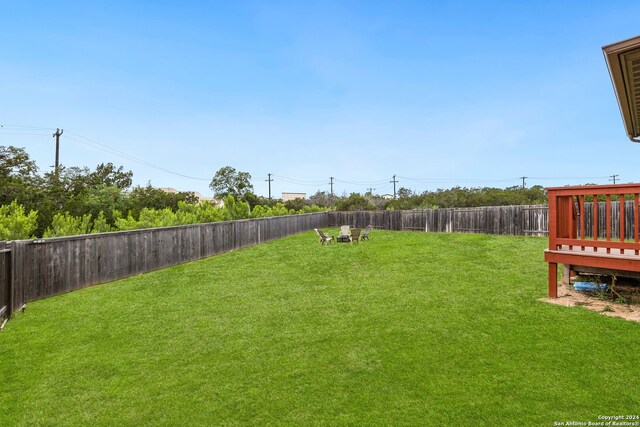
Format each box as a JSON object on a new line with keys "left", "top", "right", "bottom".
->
{"left": 193, "top": 192, "right": 223, "bottom": 207}
{"left": 159, "top": 187, "right": 223, "bottom": 207}
{"left": 159, "top": 187, "right": 179, "bottom": 194}
{"left": 281, "top": 192, "right": 306, "bottom": 201}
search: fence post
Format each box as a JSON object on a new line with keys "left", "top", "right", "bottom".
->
{"left": 10, "top": 240, "right": 26, "bottom": 315}
{"left": 0, "top": 245, "right": 11, "bottom": 320}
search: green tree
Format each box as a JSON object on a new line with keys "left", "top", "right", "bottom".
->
{"left": 222, "top": 195, "right": 250, "bottom": 220}
{"left": 125, "top": 184, "right": 197, "bottom": 219}
{"left": 396, "top": 187, "right": 414, "bottom": 199}
{"left": 284, "top": 197, "right": 306, "bottom": 211}
{"left": 335, "top": 193, "right": 377, "bottom": 211}
{"left": 175, "top": 201, "right": 227, "bottom": 224}
{"left": 43, "top": 212, "right": 93, "bottom": 237}
{"left": 87, "top": 163, "right": 133, "bottom": 190}
{"left": 209, "top": 166, "right": 254, "bottom": 199}
{"left": 72, "top": 186, "right": 127, "bottom": 227}
{"left": 35, "top": 163, "right": 134, "bottom": 235}
{"left": 0, "top": 200, "right": 38, "bottom": 240}
{"left": 0, "top": 145, "right": 40, "bottom": 209}
{"left": 91, "top": 211, "right": 112, "bottom": 233}
{"left": 308, "top": 191, "right": 333, "bottom": 207}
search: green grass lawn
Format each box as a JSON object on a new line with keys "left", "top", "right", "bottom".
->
{"left": 1, "top": 230, "right": 639, "bottom": 426}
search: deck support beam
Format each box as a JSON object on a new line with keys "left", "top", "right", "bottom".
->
{"left": 548, "top": 262, "right": 558, "bottom": 299}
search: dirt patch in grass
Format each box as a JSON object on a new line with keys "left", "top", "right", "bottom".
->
{"left": 541, "top": 284, "right": 640, "bottom": 323}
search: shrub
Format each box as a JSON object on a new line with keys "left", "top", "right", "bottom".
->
{"left": 0, "top": 200, "right": 38, "bottom": 240}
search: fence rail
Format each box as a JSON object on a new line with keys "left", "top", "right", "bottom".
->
{"left": 1, "top": 213, "right": 327, "bottom": 321}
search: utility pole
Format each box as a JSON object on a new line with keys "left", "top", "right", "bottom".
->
{"left": 329, "top": 177, "right": 334, "bottom": 197}
{"left": 520, "top": 176, "right": 527, "bottom": 189}
{"left": 610, "top": 174, "right": 619, "bottom": 185}
{"left": 265, "top": 173, "right": 274, "bottom": 199}
{"left": 390, "top": 175, "right": 399, "bottom": 199}
{"left": 52, "top": 128, "right": 63, "bottom": 174}
{"left": 367, "top": 187, "right": 375, "bottom": 195}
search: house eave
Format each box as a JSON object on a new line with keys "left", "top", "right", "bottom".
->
{"left": 603, "top": 35, "right": 640, "bottom": 142}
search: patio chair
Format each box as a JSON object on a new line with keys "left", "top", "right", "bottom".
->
{"left": 361, "top": 225, "right": 372, "bottom": 240}
{"left": 350, "top": 228, "right": 361, "bottom": 243}
{"left": 337, "top": 225, "right": 351, "bottom": 243}
{"left": 314, "top": 228, "right": 333, "bottom": 244}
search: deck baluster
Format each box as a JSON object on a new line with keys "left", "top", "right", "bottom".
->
{"left": 620, "top": 193, "right": 625, "bottom": 254}
{"left": 606, "top": 194, "right": 611, "bottom": 254}
{"left": 633, "top": 193, "right": 640, "bottom": 255}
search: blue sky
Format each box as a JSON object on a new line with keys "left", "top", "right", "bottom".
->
{"left": 2, "top": 1, "right": 640, "bottom": 198}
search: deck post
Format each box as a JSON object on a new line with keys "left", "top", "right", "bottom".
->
{"left": 561, "top": 264, "right": 571, "bottom": 286}
{"left": 548, "top": 262, "right": 558, "bottom": 298}
{"left": 548, "top": 189, "right": 557, "bottom": 250}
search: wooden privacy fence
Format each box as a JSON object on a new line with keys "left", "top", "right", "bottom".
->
{"left": 5, "top": 202, "right": 639, "bottom": 323}
{"left": 0, "top": 213, "right": 327, "bottom": 321}
{"left": 328, "top": 205, "right": 549, "bottom": 236}
{"left": 328, "top": 210, "right": 402, "bottom": 231}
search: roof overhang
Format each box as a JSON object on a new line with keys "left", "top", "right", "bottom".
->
{"left": 603, "top": 36, "right": 640, "bottom": 142}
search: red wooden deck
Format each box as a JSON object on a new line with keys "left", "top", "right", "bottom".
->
{"left": 545, "top": 183, "right": 640, "bottom": 298}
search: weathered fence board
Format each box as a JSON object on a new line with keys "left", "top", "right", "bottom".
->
{"left": 580, "top": 200, "right": 637, "bottom": 240}
{"left": 5, "top": 213, "right": 327, "bottom": 317}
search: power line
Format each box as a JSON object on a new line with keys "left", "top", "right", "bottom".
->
{"left": 334, "top": 178, "right": 389, "bottom": 185}
{"left": 271, "top": 174, "right": 326, "bottom": 184}
{"left": 3, "top": 125, "right": 213, "bottom": 181}
{"left": 375, "top": 183, "right": 393, "bottom": 192}
{"left": 64, "top": 131, "right": 211, "bottom": 181}
{"left": 0, "top": 132, "right": 51, "bottom": 136}
{"left": 528, "top": 176, "right": 609, "bottom": 180}
{"left": 0, "top": 124, "right": 622, "bottom": 190}
{"left": 2, "top": 124, "right": 214, "bottom": 181}
{"left": 273, "top": 175, "right": 326, "bottom": 187}
{"left": 0, "top": 124, "right": 55, "bottom": 131}
{"left": 397, "top": 175, "right": 518, "bottom": 184}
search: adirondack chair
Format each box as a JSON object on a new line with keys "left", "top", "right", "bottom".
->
{"left": 361, "top": 225, "right": 372, "bottom": 240}
{"left": 337, "top": 225, "right": 351, "bottom": 243}
{"left": 314, "top": 228, "right": 333, "bottom": 244}
{"left": 350, "top": 228, "right": 361, "bottom": 243}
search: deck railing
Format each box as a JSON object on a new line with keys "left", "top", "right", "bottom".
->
{"left": 548, "top": 183, "right": 640, "bottom": 255}
{"left": 546, "top": 183, "right": 640, "bottom": 298}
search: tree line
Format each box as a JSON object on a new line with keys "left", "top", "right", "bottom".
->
{"left": 209, "top": 167, "right": 547, "bottom": 211}
{"left": 309, "top": 185, "right": 547, "bottom": 211}
{"left": 0, "top": 146, "right": 324, "bottom": 240}
{"left": 1, "top": 144, "right": 547, "bottom": 240}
